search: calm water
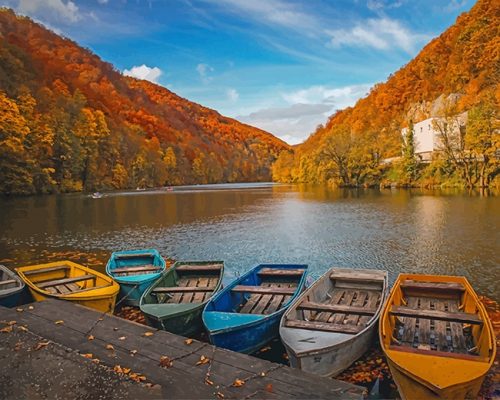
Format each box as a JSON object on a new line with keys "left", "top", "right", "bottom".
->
{"left": 0, "top": 184, "right": 498, "bottom": 300}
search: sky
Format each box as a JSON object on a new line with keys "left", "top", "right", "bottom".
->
{"left": 1, "top": 0, "right": 474, "bottom": 144}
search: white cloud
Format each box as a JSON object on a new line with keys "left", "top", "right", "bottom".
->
{"left": 196, "top": 63, "right": 214, "bottom": 84}
{"left": 226, "top": 88, "right": 239, "bottom": 102}
{"left": 15, "top": 0, "right": 81, "bottom": 23}
{"left": 236, "top": 84, "right": 372, "bottom": 144}
{"left": 444, "top": 0, "right": 467, "bottom": 12}
{"left": 97, "top": 0, "right": 109, "bottom": 4}
{"left": 327, "top": 17, "right": 424, "bottom": 54}
{"left": 123, "top": 64, "right": 162, "bottom": 83}
{"left": 367, "top": 0, "right": 403, "bottom": 12}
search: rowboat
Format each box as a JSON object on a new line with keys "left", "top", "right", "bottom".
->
{"left": 280, "top": 268, "right": 387, "bottom": 377}
{"left": 16, "top": 261, "right": 119, "bottom": 313}
{"left": 106, "top": 249, "right": 166, "bottom": 306}
{"left": 203, "top": 264, "right": 308, "bottom": 354}
{"left": 0, "top": 265, "right": 25, "bottom": 307}
{"left": 380, "top": 274, "right": 496, "bottom": 399}
{"left": 140, "top": 261, "right": 224, "bottom": 336}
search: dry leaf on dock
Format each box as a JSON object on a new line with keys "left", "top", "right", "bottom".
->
{"left": 195, "top": 355, "right": 210, "bottom": 366}
{"left": 232, "top": 379, "right": 245, "bottom": 387}
{"left": 184, "top": 338, "right": 193, "bottom": 345}
{"left": 159, "top": 356, "right": 173, "bottom": 368}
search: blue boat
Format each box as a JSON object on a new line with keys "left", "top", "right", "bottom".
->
{"left": 0, "top": 265, "right": 25, "bottom": 308}
{"left": 106, "top": 249, "right": 166, "bottom": 306}
{"left": 202, "top": 264, "right": 308, "bottom": 354}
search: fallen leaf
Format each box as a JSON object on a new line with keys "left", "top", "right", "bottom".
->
{"left": 0, "top": 326, "right": 12, "bottom": 333}
{"left": 260, "top": 372, "right": 266, "bottom": 377}
{"left": 92, "top": 358, "right": 100, "bottom": 364}
{"left": 33, "top": 341, "right": 50, "bottom": 351}
{"left": 113, "top": 327, "right": 119, "bottom": 331}
{"left": 232, "top": 379, "right": 245, "bottom": 387}
{"left": 184, "top": 338, "right": 193, "bottom": 345}
{"left": 204, "top": 377, "right": 214, "bottom": 386}
{"left": 114, "top": 365, "right": 123, "bottom": 374}
{"left": 87, "top": 335, "right": 95, "bottom": 341}
{"left": 196, "top": 355, "right": 210, "bottom": 366}
{"left": 28, "top": 306, "right": 34, "bottom": 310}
{"left": 118, "top": 336, "right": 126, "bottom": 340}
{"left": 7, "top": 321, "right": 16, "bottom": 326}
{"left": 106, "top": 344, "right": 114, "bottom": 351}
{"left": 130, "top": 349, "right": 138, "bottom": 355}
{"left": 18, "top": 326, "right": 28, "bottom": 332}
{"left": 143, "top": 331, "right": 154, "bottom": 337}
{"left": 265, "top": 383, "right": 273, "bottom": 393}
{"left": 159, "top": 356, "right": 173, "bottom": 368}
{"left": 55, "top": 320, "right": 64, "bottom": 325}
{"left": 259, "top": 346, "right": 271, "bottom": 353}
{"left": 82, "top": 353, "right": 93, "bottom": 359}
{"left": 123, "top": 367, "right": 131, "bottom": 374}
{"left": 216, "top": 392, "right": 225, "bottom": 398}
{"left": 16, "top": 308, "right": 23, "bottom": 312}
{"left": 14, "top": 341, "right": 22, "bottom": 351}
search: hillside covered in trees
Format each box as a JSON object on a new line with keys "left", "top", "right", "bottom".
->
{"left": 0, "top": 9, "right": 290, "bottom": 195}
{"left": 272, "top": 0, "right": 499, "bottom": 188}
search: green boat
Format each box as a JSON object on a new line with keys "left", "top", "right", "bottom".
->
{"left": 139, "top": 261, "right": 224, "bottom": 336}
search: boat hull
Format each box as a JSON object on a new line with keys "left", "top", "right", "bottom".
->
{"left": 0, "top": 290, "right": 23, "bottom": 308}
{"left": 285, "top": 322, "right": 377, "bottom": 377}
{"left": 16, "top": 261, "right": 119, "bottom": 313}
{"left": 0, "top": 265, "right": 26, "bottom": 308}
{"left": 386, "top": 357, "right": 485, "bottom": 400}
{"left": 106, "top": 249, "right": 166, "bottom": 306}
{"left": 143, "top": 306, "right": 204, "bottom": 337}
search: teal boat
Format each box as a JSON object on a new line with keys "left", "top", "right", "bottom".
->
{"left": 202, "top": 264, "right": 308, "bottom": 354}
{"left": 106, "top": 249, "right": 166, "bottom": 306}
{"left": 139, "top": 261, "right": 224, "bottom": 336}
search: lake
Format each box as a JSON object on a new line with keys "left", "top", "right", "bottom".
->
{"left": 0, "top": 183, "right": 498, "bottom": 300}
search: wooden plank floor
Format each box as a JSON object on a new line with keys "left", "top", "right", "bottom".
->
{"left": 0, "top": 300, "right": 364, "bottom": 399}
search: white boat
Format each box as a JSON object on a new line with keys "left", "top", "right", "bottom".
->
{"left": 280, "top": 268, "right": 387, "bottom": 377}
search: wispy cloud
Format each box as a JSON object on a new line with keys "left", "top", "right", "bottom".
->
{"left": 443, "top": 0, "right": 468, "bottom": 12}
{"left": 8, "top": 0, "right": 82, "bottom": 24}
{"left": 326, "top": 17, "right": 426, "bottom": 54}
{"left": 123, "top": 64, "right": 162, "bottom": 83}
{"left": 236, "top": 84, "right": 372, "bottom": 144}
{"left": 226, "top": 88, "right": 239, "bottom": 102}
{"left": 367, "top": 0, "right": 404, "bottom": 12}
{"left": 196, "top": 63, "right": 214, "bottom": 84}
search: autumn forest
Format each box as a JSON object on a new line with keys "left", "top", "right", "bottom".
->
{"left": 0, "top": 0, "right": 499, "bottom": 195}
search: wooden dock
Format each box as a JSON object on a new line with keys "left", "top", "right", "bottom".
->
{"left": 0, "top": 299, "right": 365, "bottom": 399}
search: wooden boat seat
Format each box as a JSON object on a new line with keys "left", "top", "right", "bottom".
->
{"left": 330, "top": 272, "right": 385, "bottom": 284}
{"left": 284, "top": 319, "right": 363, "bottom": 334}
{"left": 112, "top": 265, "right": 160, "bottom": 274}
{"left": 0, "top": 279, "right": 17, "bottom": 286}
{"left": 176, "top": 264, "right": 222, "bottom": 272}
{"left": 24, "top": 265, "right": 69, "bottom": 276}
{"left": 115, "top": 253, "right": 153, "bottom": 259}
{"left": 390, "top": 305, "right": 482, "bottom": 325}
{"left": 257, "top": 268, "right": 305, "bottom": 277}
{"left": 298, "top": 301, "right": 377, "bottom": 316}
{"left": 232, "top": 285, "right": 296, "bottom": 295}
{"left": 401, "top": 281, "right": 465, "bottom": 298}
{"left": 388, "top": 345, "right": 486, "bottom": 362}
{"left": 38, "top": 274, "right": 96, "bottom": 289}
{"left": 153, "top": 286, "right": 215, "bottom": 293}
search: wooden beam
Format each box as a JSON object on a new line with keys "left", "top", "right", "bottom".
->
{"left": 298, "top": 301, "right": 377, "bottom": 316}
{"left": 0, "top": 279, "right": 17, "bottom": 286}
{"left": 400, "top": 281, "right": 465, "bottom": 293}
{"left": 112, "top": 265, "right": 160, "bottom": 274}
{"left": 115, "top": 253, "right": 153, "bottom": 259}
{"left": 152, "top": 286, "right": 215, "bottom": 293}
{"left": 388, "top": 345, "right": 487, "bottom": 362}
{"left": 284, "top": 319, "right": 362, "bottom": 334}
{"left": 258, "top": 268, "right": 305, "bottom": 277}
{"left": 37, "top": 275, "right": 95, "bottom": 289}
{"left": 330, "top": 274, "right": 384, "bottom": 284}
{"left": 232, "top": 285, "right": 296, "bottom": 295}
{"left": 175, "top": 264, "right": 222, "bottom": 272}
{"left": 390, "top": 306, "right": 482, "bottom": 325}
{"left": 23, "top": 265, "right": 69, "bottom": 276}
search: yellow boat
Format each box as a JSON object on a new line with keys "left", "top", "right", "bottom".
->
{"left": 16, "top": 261, "right": 120, "bottom": 313}
{"left": 380, "top": 274, "right": 496, "bottom": 399}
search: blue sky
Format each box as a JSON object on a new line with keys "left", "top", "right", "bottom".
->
{"left": 2, "top": 0, "right": 473, "bottom": 144}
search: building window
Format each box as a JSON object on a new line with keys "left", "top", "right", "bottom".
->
{"left": 420, "top": 127, "right": 423, "bottom": 132}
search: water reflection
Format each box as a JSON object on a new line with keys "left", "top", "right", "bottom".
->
{"left": 0, "top": 184, "right": 498, "bottom": 300}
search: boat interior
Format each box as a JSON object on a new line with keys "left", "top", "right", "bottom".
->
{"left": 151, "top": 263, "right": 223, "bottom": 304}
{"left": 22, "top": 263, "right": 111, "bottom": 295}
{"left": 384, "top": 278, "right": 491, "bottom": 361}
{"left": 0, "top": 267, "right": 21, "bottom": 290}
{"left": 283, "top": 270, "right": 385, "bottom": 334}
{"left": 111, "top": 253, "right": 160, "bottom": 277}
{"left": 232, "top": 268, "right": 305, "bottom": 315}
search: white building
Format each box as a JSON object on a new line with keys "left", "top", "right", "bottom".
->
{"left": 402, "top": 114, "right": 467, "bottom": 162}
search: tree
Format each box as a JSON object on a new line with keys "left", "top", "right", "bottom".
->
{"left": 401, "top": 121, "right": 418, "bottom": 184}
